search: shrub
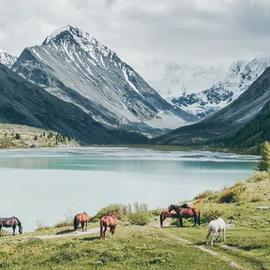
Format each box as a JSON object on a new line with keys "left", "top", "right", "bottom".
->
{"left": 247, "top": 172, "right": 270, "bottom": 183}
{"left": 249, "top": 194, "right": 265, "bottom": 202}
{"left": 94, "top": 204, "right": 127, "bottom": 220}
{"left": 15, "top": 133, "right": 20, "bottom": 140}
{"left": 54, "top": 219, "right": 72, "bottom": 228}
{"left": 194, "top": 190, "right": 214, "bottom": 200}
{"left": 127, "top": 212, "right": 151, "bottom": 225}
{"left": 201, "top": 208, "right": 224, "bottom": 223}
{"left": 218, "top": 182, "right": 246, "bottom": 203}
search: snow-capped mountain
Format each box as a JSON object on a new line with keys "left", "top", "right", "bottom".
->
{"left": 12, "top": 25, "right": 195, "bottom": 136}
{"left": 0, "top": 49, "right": 17, "bottom": 68}
{"left": 139, "top": 61, "right": 228, "bottom": 98}
{"left": 171, "top": 58, "right": 270, "bottom": 119}
{"left": 153, "top": 66, "right": 270, "bottom": 146}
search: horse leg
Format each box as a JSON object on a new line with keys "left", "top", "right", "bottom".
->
{"left": 206, "top": 231, "right": 211, "bottom": 245}
{"left": 222, "top": 229, "right": 226, "bottom": 242}
{"left": 12, "top": 225, "right": 16, "bottom": 236}
{"left": 160, "top": 213, "right": 164, "bottom": 228}
{"left": 100, "top": 221, "right": 103, "bottom": 239}
{"left": 193, "top": 215, "right": 197, "bottom": 226}
{"left": 110, "top": 226, "right": 116, "bottom": 238}
{"left": 85, "top": 221, "right": 88, "bottom": 232}
{"left": 81, "top": 222, "right": 85, "bottom": 232}
{"left": 0, "top": 226, "right": 2, "bottom": 237}
{"left": 180, "top": 217, "right": 183, "bottom": 227}
{"left": 211, "top": 232, "right": 217, "bottom": 247}
{"left": 103, "top": 225, "right": 107, "bottom": 240}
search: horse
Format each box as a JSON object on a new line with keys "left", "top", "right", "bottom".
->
{"left": 168, "top": 204, "right": 201, "bottom": 227}
{"left": 160, "top": 210, "right": 181, "bottom": 228}
{"left": 206, "top": 217, "right": 226, "bottom": 247}
{"left": 73, "top": 212, "right": 89, "bottom": 231}
{"left": 0, "top": 217, "right": 23, "bottom": 236}
{"left": 100, "top": 215, "right": 118, "bottom": 240}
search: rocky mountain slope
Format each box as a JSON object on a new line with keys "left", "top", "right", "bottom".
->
{"left": 12, "top": 25, "right": 195, "bottom": 136}
{"left": 0, "top": 49, "right": 17, "bottom": 68}
{"left": 152, "top": 67, "right": 270, "bottom": 146}
{"left": 0, "top": 63, "right": 147, "bottom": 144}
{"left": 171, "top": 58, "right": 270, "bottom": 119}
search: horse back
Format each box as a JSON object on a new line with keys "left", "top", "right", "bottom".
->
{"left": 101, "top": 215, "right": 118, "bottom": 227}
{"left": 180, "top": 208, "right": 193, "bottom": 217}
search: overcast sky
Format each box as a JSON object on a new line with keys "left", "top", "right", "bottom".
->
{"left": 1, "top": 0, "right": 270, "bottom": 75}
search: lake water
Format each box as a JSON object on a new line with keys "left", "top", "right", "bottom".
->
{"left": 0, "top": 147, "right": 258, "bottom": 231}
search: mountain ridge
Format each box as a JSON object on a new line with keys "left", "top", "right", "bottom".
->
{"left": 12, "top": 25, "right": 196, "bottom": 136}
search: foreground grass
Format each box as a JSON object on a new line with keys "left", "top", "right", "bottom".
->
{"left": 0, "top": 226, "right": 236, "bottom": 270}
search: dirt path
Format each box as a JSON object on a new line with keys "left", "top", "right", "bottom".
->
{"left": 0, "top": 227, "right": 100, "bottom": 242}
{"left": 36, "top": 227, "right": 100, "bottom": 240}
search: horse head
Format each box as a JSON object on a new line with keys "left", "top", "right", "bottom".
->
{"left": 168, "top": 204, "right": 179, "bottom": 212}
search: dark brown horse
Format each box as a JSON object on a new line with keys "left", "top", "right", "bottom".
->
{"left": 100, "top": 215, "right": 118, "bottom": 239}
{"left": 168, "top": 204, "right": 200, "bottom": 227}
{"left": 74, "top": 212, "right": 89, "bottom": 231}
{"left": 0, "top": 217, "right": 23, "bottom": 236}
{"left": 160, "top": 210, "right": 181, "bottom": 228}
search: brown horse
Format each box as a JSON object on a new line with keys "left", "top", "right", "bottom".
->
{"left": 73, "top": 212, "right": 89, "bottom": 231}
{"left": 100, "top": 215, "right": 118, "bottom": 240}
{"left": 168, "top": 204, "right": 201, "bottom": 227}
{"left": 160, "top": 210, "right": 181, "bottom": 228}
{"left": 0, "top": 217, "right": 23, "bottom": 236}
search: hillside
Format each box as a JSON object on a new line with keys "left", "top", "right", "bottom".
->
{"left": 221, "top": 100, "right": 270, "bottom": 149}
{"left": 0, "top": 124, "right": 77, "bottom": 149}
{"left": 152, "top": 67, "right": 270, "bottom": 146}
{"left": 0, "top": 63, "right": 147, "bottom": 145}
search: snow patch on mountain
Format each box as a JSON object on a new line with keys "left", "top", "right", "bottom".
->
{"left": 171, "top": 58, "right": 270, "bottom": 119}
{"left": 0, "top": 49, "right": 17, "bottom": 68}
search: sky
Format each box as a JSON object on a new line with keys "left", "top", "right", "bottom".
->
{"left": 1, "top": 0, "right": 270, "bottom": 76}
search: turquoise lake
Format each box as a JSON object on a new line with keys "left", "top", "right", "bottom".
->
{"left": 0, "top": 147, "right": 258, "bottom": 231}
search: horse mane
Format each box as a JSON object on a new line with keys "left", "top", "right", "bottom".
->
{"left": 12, "top": 216, "right": 22, "bottom": 226}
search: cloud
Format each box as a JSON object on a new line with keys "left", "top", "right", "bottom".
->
{"left": 0, "top": 0, "right": 270, "bottom": 76}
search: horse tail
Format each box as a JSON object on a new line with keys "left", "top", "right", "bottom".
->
{"left": 73, "top": 216, "right": 78, "bottom": 231}
{"left": 100, "top": 219, "right": 104, "bottom": 239}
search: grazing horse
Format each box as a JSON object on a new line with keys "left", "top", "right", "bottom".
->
{"left": 100, "top": 215, "right": 118, "bottom": 240}
{"left": 0, "top": 217, "right": 23, "bottom": 236}
{"left": 168, "top": 204, "right": 200, "bottom": 227}
{"left": 160, "top": 210, "right": 181, "bottom": 228}
{"left": 206, "top": 217, "right": 226, "bottom": 247}
{"left": 73, "top": 212, "right": 89, "bottom": 231}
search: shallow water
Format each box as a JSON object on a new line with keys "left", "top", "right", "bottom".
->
{"left": 0, "top": 147, "right": 258, "bottom": 231}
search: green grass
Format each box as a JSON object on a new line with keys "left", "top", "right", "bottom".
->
{"left": 162, "top": 225, "right": 270, "bottom": 270}
{"left": 0, "top": 226, "right": 237, "bottom": 270}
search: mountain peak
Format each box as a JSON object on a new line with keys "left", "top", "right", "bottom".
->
{"left": 42, "top": 25, "right": 113, "bottom": 58}
{"left": 0, "top": 49, "right": 17, "bottom": 68}
{"left": 43, "top": 25, "right": 90, "bottom": 45}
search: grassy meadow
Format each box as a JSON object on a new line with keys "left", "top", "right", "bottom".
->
{"left": 0, "top": 172, "right": 269, "bottom": 270}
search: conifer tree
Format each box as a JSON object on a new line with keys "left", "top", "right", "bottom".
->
{"left": 257, "top": 141, "right": 270, "bottom": 171}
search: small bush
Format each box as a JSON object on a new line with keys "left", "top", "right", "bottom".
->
{"left": 249, "top": 194, "right": 265, "bottom": 202}
{"left": 54, "top": 219, "right": 72, "bottom": 228}
{"left": 94, "top": 204, "right": 127, "bottom": 220}
{"left": 194, "top": 190, "right": 214, "bottom": 200}
{"left": 201, "top": 208, "right": 224, "bottom": 223}
{"left": 247, "top": 172, "right": 270, "bottom": 183}
{"left": 15, "top": 133, "right": 20, "bottom": 140}
{"left": 218, "top": 182, "right": 246, "bottom": 203}
{"left": 127, "top": 212, "right": 151, "bottom": 225}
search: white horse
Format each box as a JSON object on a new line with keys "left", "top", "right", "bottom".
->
{"left": 206, "top": 217, "right": 226, "bottom": 247}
